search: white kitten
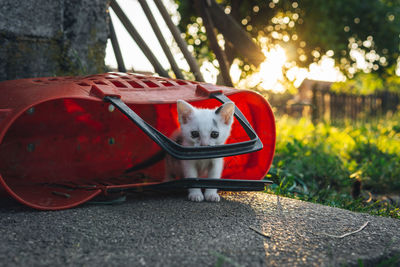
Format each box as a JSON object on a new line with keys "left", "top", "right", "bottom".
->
{"left": 165, "top": 100, "right": 235, "bottom": 202}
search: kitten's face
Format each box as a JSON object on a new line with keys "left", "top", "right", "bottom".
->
{"left": 176, "top": 100, "right": 235, "bottom": 147}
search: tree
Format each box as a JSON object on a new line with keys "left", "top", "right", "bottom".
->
{"left": 176, "top": 0, "right": 400, "bottom": 91}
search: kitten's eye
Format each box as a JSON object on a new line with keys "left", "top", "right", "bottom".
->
{"left": 210, "top": 131, "right": 219, "bottom": 139}
{"left": 191, "top": 131, "right": 200, "bottom": 138}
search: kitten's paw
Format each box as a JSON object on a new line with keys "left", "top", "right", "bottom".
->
{"left": 188, "top": 191, "right": 204, "bottom": 202}
{"left": 204, "top": 191, "right": 220, "bottom": 202}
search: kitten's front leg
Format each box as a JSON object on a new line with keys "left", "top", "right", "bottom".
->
{"left": 188, "top": 188, "right": 203, "bottom": 202}
{"left": 183, "top": 161, "right": 204, "bottom": 202}
{"left": 204, "top": 158, "right": 223, "bottom": 202}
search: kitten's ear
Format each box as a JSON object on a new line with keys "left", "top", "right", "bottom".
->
{"left": 215, "top": 102, "right": 235, "bottom": 125}
{"left": 177, "top": 100, "right": 194, "bottom": 124}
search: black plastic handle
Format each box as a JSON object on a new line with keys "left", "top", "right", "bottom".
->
{"left": 104, "top": 93, "right": 263, "bottom": 160}
{"left": 106, "top": 178, "right": 273, "bottom": 193}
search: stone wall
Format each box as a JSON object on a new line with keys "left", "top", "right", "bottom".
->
{"left": 0, "top": 0, "right": 109, "bottom": 81}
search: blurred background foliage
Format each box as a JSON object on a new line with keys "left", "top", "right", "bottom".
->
{"left": 175, "top": 0, "right": 400, "bottom": 94}
{"left": 172, "top": 0, "right": 400, "bottom": 217}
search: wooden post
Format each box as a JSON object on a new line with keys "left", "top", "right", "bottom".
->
{"left": 331, "top": 92, "right": 336, "bottom": 122}
{"left": 323, "top": 92, "right": 330, "bottom": 122}
{"left": 370, "top": 94, "right": 375, "bottom": 116}
{"left": 153, "top": 0, "right": 204, "bottom": 82}
{"left": 368, "top": 95, "right": 373, "bottom": 117}
{"left": 224, "top": 0, "right": 241, "bottom": 66}
{"left": 321, "top": 91, "right": 326, "bottom": 121}
{"left": 110, "top": 0, "right": 170, "bottom": 78}
{"left": 207, "top": 0, "right": 265, "bottom": 66}
{"left": 311, "top": 84, "right": 318, "bottom": 123}
{"left": 361, "top": 95, "right": 365, "bottom": 121}
{"left": 137, "top": 0, "right": 184, "bottom": 80}
{"left": 109, "top": 16, "right": 126, "bottom": 73}
{"left": 195, "top": 0, "right": 233, "bottom": 87}
{"left": 356, "top": 96, "right": 361, "bottom": 120}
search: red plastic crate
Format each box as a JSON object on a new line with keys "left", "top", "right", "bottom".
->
{"left": 0, "top": 73, "right": 275, "bottom": 210}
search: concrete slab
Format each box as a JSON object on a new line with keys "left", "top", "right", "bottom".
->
{"left": 0, "top": 0, "right": 63, "bottom": 38}
{"left": 0, "top": 192, "right": 399, "bottom": 266}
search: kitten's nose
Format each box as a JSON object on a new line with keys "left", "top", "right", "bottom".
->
{"left": 200, "top": 141, "right": 210, "bottom": 146}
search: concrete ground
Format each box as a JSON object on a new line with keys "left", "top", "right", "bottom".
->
{"left": 0, "top": 191, "right": 399, "bottom": 267}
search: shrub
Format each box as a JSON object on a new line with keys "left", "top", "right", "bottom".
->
{"left": 267, "top": 114, "right": 400, "bottom": 218}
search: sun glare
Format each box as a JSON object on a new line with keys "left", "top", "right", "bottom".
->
{"left": 233, "top": 45, "right": 288, "bottom": 92}
{"left": 307, "top": 56, "right": 346, "bottom": 82}
{"left": 231, "top": 45, "right": 346, "bottom": 93}
{"left": 258, "top": 46, "right": 287, "bottom": 92}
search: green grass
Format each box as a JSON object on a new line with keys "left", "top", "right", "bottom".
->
{"left": 266, "top": 113, "right": 400, "bottom": 219}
